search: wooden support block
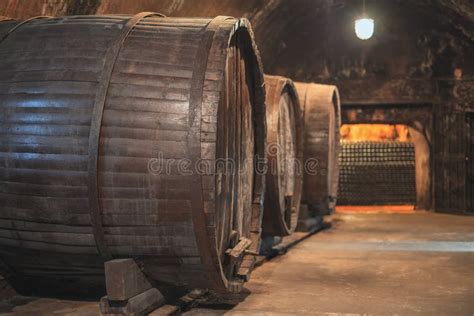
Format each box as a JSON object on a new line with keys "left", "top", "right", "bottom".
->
{"left": 228, "top": 279, "right": 244, "bottom": 293}
{"left": 226, "top": 237, "right": 252, "bottom": 259}
{"left": 148, "top": 304, "right": 180, "bottom": 315}
{"left": 100, "top": 288, "right": 165, "bottom": 316}
{"left": 105, "top": 259, "right": 152, "bottom": 301}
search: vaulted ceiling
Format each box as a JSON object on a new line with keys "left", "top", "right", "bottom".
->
{"left": 1, "top": 0, "right": 473, "bottom": 82}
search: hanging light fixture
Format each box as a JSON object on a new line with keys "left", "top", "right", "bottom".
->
{"left": 355, "top": 0, "right": 374, "bottom": 40}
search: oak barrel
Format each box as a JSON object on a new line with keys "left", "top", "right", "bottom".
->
{"left": 294, "top": 82, "right": 341, "bottom": 215}
{"left": 0, "top": 18, "right": 19, "bottom": 38}
{"left": 262, "top": 75, "right": 303, "bottom": 236}
{"left": 0, "top": 14, "right": 266, "bottom": 294}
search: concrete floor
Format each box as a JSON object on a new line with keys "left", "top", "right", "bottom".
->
{"left": 1, "top": 212, "right": 473, "bottom": 315}
{"left": 189, "top": 212, "right": 474, "bottom": 315}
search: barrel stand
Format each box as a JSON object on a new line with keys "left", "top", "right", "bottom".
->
{"left": 100, "top": 259, "right": 166, "bottom": 316}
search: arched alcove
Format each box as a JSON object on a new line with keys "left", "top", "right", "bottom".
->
{"left": 339, "top": 103, "right": 433, "bottom": 210}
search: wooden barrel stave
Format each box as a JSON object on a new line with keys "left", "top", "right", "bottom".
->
{"left": 0, "top": 15, "right": 265, "bottom": 294}
{"left": 294, "top": 82, "right": 341, "bottom": 215}
{"left": 262, "top": 75, "right": 304, "bottom": 236}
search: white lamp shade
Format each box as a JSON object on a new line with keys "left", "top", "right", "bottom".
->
{"left": 355, "top": 18, "right": 374, "bottom": 40}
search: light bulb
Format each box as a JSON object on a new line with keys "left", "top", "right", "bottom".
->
{"left": 355, "top": 18, "right": 374, "bottom": 40}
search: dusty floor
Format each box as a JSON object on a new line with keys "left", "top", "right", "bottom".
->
{"left": 189, "top": 212, "right": 474, "bottom": 315}
{"left": 0, "top": 211, "right": 473, "bottom": 315}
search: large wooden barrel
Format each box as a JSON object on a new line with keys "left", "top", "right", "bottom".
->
{"left": 0, "top": 18, "right": 19, "bottom": 37}
{"left": 262, "top": 75, "right": 303, "bottom": 236}
{"left": 0, "top": 14, "right": 266, "bottom": 295}
{"left": 294, "top": 82, "right": 341, "bottom": 215}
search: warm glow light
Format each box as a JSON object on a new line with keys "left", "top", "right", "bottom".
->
{"left": 355, "top": 18, "right": 374, "bottom": 40}
{"left": 341, "top": 124, "right": 411, "bottom": 142}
